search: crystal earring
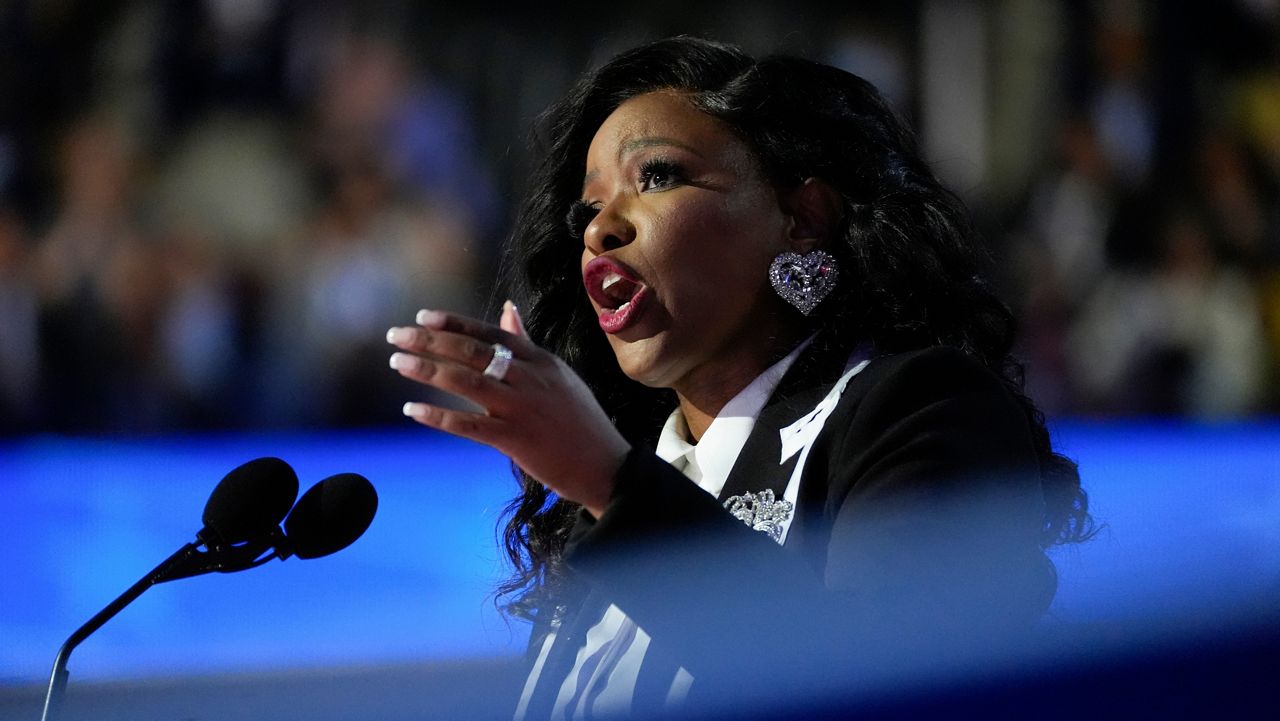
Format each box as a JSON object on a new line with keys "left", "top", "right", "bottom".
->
{"left": 769, "top": 250, "right": 839, "bottom": 315}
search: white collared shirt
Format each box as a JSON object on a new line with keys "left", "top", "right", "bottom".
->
{"left": 515, "top": 341, "right": 814, "bottom": 721}
{"left": 653, "top": 338, "right": 808, "bottom": 496}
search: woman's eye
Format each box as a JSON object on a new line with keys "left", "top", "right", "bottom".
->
{"left": 565, "top": 200, "right": 600, "bottom": 239}
{"left": 639, "top": 159, "right": 683, "bottom": 192}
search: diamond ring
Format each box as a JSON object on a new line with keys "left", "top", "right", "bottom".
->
{"left": 483, "top": 343, "right": 514, "bottom": 381}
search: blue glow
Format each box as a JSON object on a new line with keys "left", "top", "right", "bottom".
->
{"left": 0, "top": 429, "right": 526, "bottom": 685}
{"left": 1046, "top": 420, "right": 1280, "bottom": 622}
{"left": 1, "top": 421, "right": 1277, "bottom": 686}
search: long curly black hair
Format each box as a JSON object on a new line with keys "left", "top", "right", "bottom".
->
{"left": 493, "top": 36, "right": 1092, "bottom": 622}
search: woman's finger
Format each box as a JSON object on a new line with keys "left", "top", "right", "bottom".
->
{"left": 500, "top": 300, "right": 528, "bottom": 337}
{"left": 389, "top": 351, "right": 521, "bottom": 407}
{"left": 402, "top": 401, "right": 507, "bottom": 443}
{"left": 387, "top": 325, "right": 496, "bottom": 372}
{"left": 415, "top": 308, "right": 540, "bottom": 357}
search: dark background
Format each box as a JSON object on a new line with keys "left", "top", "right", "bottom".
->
{"left": 1, "top": 0, "right": 1278, "bottom": 435}
{"left": 1, "top": 3, "right": 1277, "bottom": 719}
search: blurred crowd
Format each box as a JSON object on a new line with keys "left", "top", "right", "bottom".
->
{"left": 1005, "top": 1, "right": 1280, "bottom": 417}
{"left": 0, "top": 2, "right": 497, "bottom": 433}
{"left": 0, "top": 0, "right": 1276, "bottom": 435}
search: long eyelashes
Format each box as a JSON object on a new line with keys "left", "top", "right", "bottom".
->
{"left": 568, "top": 158, "right": 686, "bottom": 239}
{"left": 638, "top": 158, "right": 684, "bottom": 191}
{"left": 565, "top": 200, "right": 599, "bottom": 240}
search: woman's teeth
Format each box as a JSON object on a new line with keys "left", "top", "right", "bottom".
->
{"left": 600, "top": 272, "right": 638, "bottom": 308}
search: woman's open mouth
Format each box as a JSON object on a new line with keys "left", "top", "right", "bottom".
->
{"left": 583, "top": 257, "right": 651, "bottom": 334}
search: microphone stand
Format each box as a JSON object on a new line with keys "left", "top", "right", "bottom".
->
{"left": 40, "top": 531, "right": 283, "bottom": 721}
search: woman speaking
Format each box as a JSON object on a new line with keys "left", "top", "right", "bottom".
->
{"left": 386, "top": 36, "right": 1091, "bottom": 720}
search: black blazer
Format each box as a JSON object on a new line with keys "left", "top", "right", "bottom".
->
{"left": 519, "top": 340, "right": 1055, "bottom": 718}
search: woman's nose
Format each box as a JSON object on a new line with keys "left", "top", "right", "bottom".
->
{"left": 583, "top": 201, "right": 634, "bottom": 255}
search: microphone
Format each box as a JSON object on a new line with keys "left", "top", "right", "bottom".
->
{"left": 40, "top": 459, "right": 378, "bottom": 721}
{"left": 201, "top": 456, "right": 299, "bottom": 546}
{"left": 281, "top": 473, "right": 379, "bottom": 560}
{"left": 146, "top": 456, "right": 302, "bottom": 582}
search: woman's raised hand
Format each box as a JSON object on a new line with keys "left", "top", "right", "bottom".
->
{"left": 387, "top": 302, "right": 629, "bottom": 517}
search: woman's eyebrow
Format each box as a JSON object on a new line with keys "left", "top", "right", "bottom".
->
{"left": 619, "top": 136, "right": 703, "bottom": 159}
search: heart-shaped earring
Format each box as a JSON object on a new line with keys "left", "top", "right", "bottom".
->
{"left": 769, "top": 250, "right": 839, "bottom": 315}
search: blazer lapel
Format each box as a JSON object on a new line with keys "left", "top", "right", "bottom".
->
{"left": 719, "top": 335, "right": 855, "bottom": 507}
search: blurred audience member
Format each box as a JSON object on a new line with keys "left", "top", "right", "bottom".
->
{"left": 256, "top": 28, "right": 490, "bottom": 427}
{"left": 1014, "top": 119, "right": 1115, "bottom": 413}
{"left": 262, "top": 155, "right": 479, "bottom": 426}
{"left": 0, "top": 208, "right": 39, "bottom": 432}
{"left": 1089, "top": 5, "right": 1155, "bottom": 189}
{"left": 1197, "top": 132, "right": 1272, "bottom": 266}
{"left": 311, "top": 32, "right": 499, "bottom": 236}
{"left": 1069, "top": 209, "right": 1266, "bottom": 416}
{"left": 32, "top": 118, "right": 170, "bottom": 431}
{"left": 155, "top": 230, "right": 244, "bottom": 428}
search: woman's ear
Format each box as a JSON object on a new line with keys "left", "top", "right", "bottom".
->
{"left": 780, "top": 178, "right": 844, "bottom": 253}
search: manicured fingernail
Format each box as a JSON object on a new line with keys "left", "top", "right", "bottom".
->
{"left": 503, "top": 299, "right": 525, "bottom": 332}
{"left": 403, "top": 402, "right": 425, "bottom": 417}
{"left": 416, "top": 309, "right": 444, "bottom": 326}
{"left": 386, "top": 327, "right": 407, "bottom": 344}
{"left": 389, "top": 353, "right": 418, "bottom": 371}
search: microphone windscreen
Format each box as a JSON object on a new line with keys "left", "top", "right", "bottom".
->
{"left": 284, "top": 473, "right": 378, "bottom": 559}
{"left": 202, "top": 457, "right": 299, "bottom": 545}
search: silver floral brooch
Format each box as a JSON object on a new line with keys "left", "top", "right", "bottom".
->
{"left": 723, "top": 490, "right": 794, "bottom": 544}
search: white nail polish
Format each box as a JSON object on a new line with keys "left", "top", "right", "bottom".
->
{"left": 386, "top": 328, "right": 400, "bottom": 344}
{"left": 402, "top": 402, "right": 422, "bottom": 417}
{"left": 389, "top": 353, "right": 409, "bottom": 370}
